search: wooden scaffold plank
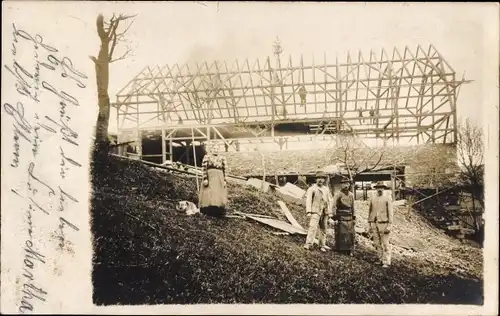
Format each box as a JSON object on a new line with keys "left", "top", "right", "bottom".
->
{"left": 277, "top": 200, "right": 304, "bottom": 230}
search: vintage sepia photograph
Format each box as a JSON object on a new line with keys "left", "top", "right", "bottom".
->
{"left": 90, "top": 2, "right": 488, "bottom": 306}
{"left": 1, "top": 1, "right": 498, "bottom": 314}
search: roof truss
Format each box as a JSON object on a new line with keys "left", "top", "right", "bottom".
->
{"left": 114, "top": 44, "right": 470, "bottom": 145}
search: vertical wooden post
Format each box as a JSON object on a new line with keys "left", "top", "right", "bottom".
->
{"left": 169, "top": 137, "right": 174, "bottom": 162}
{"left": 391, "top": 173, "right": 396, "bottom": 200}
{"left": 191, "top": 128, "right": 200, "bottom": 192}
{"left": 136, "top": 95, "right": 142, "bottom": 159}
{"left": 116, "top": 100, "right": 120, "bottom": 142}
{"left": 313, "top": 54, "right": 317, "bottom": 113}
{"left": 186, "top": 141, "right": 191, "bottom": 165}
{"left": 324, "top": 52, "right": 328, "bottom": 112}
{"left": 267, "top": 57, "right": 276, "bottom": 138}
{"left": 161, "top": 128, "right": 166, "bottom": 163}
{"left": 451, "top": 73, "right": 458, "bottom": 143}
{"left": 335, "top": 54, "right": 340, "bottom": 131}
{"left": 429, "top": 47, "right": 436, "bottom": 143}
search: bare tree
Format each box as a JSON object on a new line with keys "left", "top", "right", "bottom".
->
{"left": 241, "top": 124, "right": 272, "bottom": 190}
{"left": 256, "top": 147, "right": 267, "bottom": 190}
{"left": 332, "top": 133, "right": 398, "bottom": 183}
{"left": 404, "top": 144, "right": 458, "bottom": 189}
{"left": 90, "top": 13, "right": 136, "bottom": 153}
{"left": 456, "top": 118, "right": 484, "bottom": 208}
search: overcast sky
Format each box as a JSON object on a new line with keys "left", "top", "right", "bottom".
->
{"left": 2, "top": 2, "right": 497, "bottom": 147}
{"left": 103, "top": 2, "right": 490, "bottom": 128}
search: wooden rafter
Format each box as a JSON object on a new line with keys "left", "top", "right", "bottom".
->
{"left": 113, "top": 45, "right": 467, "bottom": 147}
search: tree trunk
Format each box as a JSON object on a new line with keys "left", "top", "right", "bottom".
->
{"left": 94, "top": 15, "right": 111, "bottom": 155}
{"left": 471, "top": 188, "right": 476, "bottom": 212}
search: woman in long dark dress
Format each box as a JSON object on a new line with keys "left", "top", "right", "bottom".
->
{"left": 198, "top": 143, "right": 228, "bottom": 218}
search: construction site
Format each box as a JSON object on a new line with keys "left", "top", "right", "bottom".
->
{"left": 93, "top": 42, "right": 484, "bottom": 305}
{"left": 113, "top": 42, "right": 463, "bottom": 157}
{"left": 109, "top": 41, "right": 479, "bottom": 228}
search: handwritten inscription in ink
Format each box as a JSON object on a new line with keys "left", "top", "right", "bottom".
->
{"left": 2, "top": 23, "right": 88, "bottom": 314}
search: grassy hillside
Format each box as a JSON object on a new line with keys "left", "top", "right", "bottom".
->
{"left": 90, "top": 154, "right": 482, "bottom": 305}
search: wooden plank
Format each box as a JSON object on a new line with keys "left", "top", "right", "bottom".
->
{"left": 234, "top": 211, "right": 276, "bottom": 219}
{"left": 393, "top": 199, "right": 407, "bottom": 207}
{"left": 277, "top": 200, "right": 304, "bottom": 230}
{"left": 275, "top": 188, "right": 306, "bottom": 206}
{"left": 246, "top": 215, "right": 307, "bottom": 235}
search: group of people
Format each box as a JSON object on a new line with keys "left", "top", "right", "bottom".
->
{"left": 358, "top": 107, "right": 378, "bottom": 124}
{"left": 303, "top": 171, "right": 394, "bottom": 268}
{"left": 197, "top": 143, "right": 394, "bottom": 268}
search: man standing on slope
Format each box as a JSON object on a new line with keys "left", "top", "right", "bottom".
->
{"left": 368, "top": 181, "right": 394, "bottom": 268}
{"left": 304, "top": 171, "right": 333, "bottom": 252}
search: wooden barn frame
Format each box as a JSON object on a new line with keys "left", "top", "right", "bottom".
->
{"left": 112, "top": 43, "right": 470, "bottom": 164}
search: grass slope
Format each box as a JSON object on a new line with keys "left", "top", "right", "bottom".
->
{"left": 91, "top": 154, "right": 483, "bottom": 305}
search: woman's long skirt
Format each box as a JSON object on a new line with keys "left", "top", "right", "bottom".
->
{"left": 335, "top": 209, "right": 355, "bottom": 253}
{"left": 199, "top": 168, "right": 228, "bottom": 217}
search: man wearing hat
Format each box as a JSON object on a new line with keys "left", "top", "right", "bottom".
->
{"left": 304, "top": 171, "right": 334, "bottom": 251}
{"left": 331, "top": 178, "right": 356, "bottom": 254}
{"left": 368, "top": 181, "right": 394, "bottom": 268}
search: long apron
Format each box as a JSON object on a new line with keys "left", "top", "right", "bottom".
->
{"left": 335, "top": 209, "right": 355, "bottom": 252}
{"left": 199, "top": 168, "right": 228, "bottom": 208}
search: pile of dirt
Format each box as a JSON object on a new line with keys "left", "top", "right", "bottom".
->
{"left": 352, "top": 201, "right": 483, "bottom": 279}
{"left": 90, "top": 154, "right": 483, "bottom": 305}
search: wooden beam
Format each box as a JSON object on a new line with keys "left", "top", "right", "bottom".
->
{"left": 115, "top": 47, "right": 465, "bottom": 145}
{"left": 354, "top": 51, "right": 362, "bottom": 111}
{"left": 235, "top": 59, "right": 250, "bottom": 119}
{"left": 118, "top": 75, "right": 458, "bottom": 100}
{"left": 133, "top": 56, "right": 443, "bottom": 82}
{"left": 289, "top": 55, "right": 299, "bottom": 115}
{"left": 161, "top": 128, "right": 166, "bottom": 163}
{"left": 313, "top": 54, "right": 317, "bottom": 113}
{"left": 246, "top": 58, "right": 264, "bottom": 117}
{"left": 221, "top": 61, "right": 239, "bottom": 121}
{"left": 257, "top": 58, "right": 271, "bottom": 117}
{"left": 184, "top": 63, "right": 207, "bottom": 122}
{"left": 277, "top": 200, "right": 304, "bottom": 230}
{"left": 246, "top": 215, "right": 307, "bottom": 235}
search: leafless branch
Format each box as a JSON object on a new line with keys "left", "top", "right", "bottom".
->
{"left": 456, "top": 118, "right": 484, "bottom": 192}
{"left": 116, "top": 13, "right": 138, "bottom": 22}
{"left": 108, "top": 38, "right": 118, "bottom": 61}
{"left": 109, "top": 46, "right": 132, "bottom": 63}
{"left": 99, "top": 13, "right": 137, "bottom": 61}
{"left": 115, "top": 19, "right": 135, "bottom": 39}
{"left": 366, "top": 151, "right": 384, "bottom": 172}
{"left": 332, "top": 133, "right": 391, "bottom": 182}
{"left": 106, "top": 13, "right": 118, "bottom": 37}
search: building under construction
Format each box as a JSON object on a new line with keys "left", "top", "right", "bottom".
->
{"left": 112, "top": 43, "right": 468, "bottom": 175}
